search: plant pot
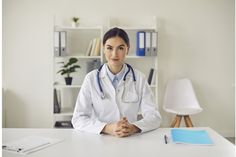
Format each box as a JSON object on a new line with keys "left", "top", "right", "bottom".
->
{"left": 65, "top": 77, "right": 73, "bottom": 85}
{"left": 71, "top": 22, "right": 79, "bottom": 27}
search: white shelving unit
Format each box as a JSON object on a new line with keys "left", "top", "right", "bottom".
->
{"left": 53, "top": 17, "right": 158, "bottom": 128}
{"left": 53, "top": 18, "right": 104, "bottom": 128}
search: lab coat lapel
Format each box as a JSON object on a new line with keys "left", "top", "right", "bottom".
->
{"left": 99, "top": 65, "right": 116, "bottom": 96}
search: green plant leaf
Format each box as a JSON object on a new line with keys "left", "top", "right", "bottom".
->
{"left": 56, "top": 57, "right": 80, "bottom": 77}
{"left": 65, "top": 58, "right": 78, "bottom": 67}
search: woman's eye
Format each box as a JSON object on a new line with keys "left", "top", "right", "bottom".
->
{"left": 119, "top": 47, "right": 124, "bottom": 50}
{"left": 107, "top": 47, "right": 112, "bottom": 50}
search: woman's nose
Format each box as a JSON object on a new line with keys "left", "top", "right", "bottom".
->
{"left": 111, "top": 49, "right": 118, "bottom": 56}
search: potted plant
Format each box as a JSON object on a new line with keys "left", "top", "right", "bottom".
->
{"left": 71, "top": 17, "right": 80, "bottom": 27}
{"left": 57, "top": 57, "right": 81, "bottom": 85}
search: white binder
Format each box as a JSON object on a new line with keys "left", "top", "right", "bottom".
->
{"left": 145, "top": 31, "right": 151, "bottom": 56}
{"left": 151, "top": 32, "right": 157, "bottom": 56}
{"left": 54, "top": 31, "right": 60, "bottom": 56}
{"left": 60, "top": 31, "right": 67, "bottom": 56}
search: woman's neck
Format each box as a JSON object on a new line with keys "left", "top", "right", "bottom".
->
{"left": 107, "top": 64, "right": 123, "bottom": 75}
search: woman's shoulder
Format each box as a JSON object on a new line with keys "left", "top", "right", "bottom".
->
{"left": 85, "top": 69, "right": 98, "bottom": 80}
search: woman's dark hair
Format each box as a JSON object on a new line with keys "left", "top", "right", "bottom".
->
{"left": 103, "top": 27, "right": 130, "bottom": 47}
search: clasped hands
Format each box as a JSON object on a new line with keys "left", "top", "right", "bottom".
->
{"left": 102, "top": 117, "right": 141, "bottom": 137}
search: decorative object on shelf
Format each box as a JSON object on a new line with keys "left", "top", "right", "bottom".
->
{"left": 163, "top": 78, "right": 203, "bottom": 127}
{"left": 55, "top": 121, "right": 73, "bottom": 128}
{"left": 57, "top": 57, "right": 81, "bottom": 85}
{"left": 71, "top": 17, "right": 80, "bottom": 27}
{"left": 86, "top": 59, "right": 101, "bottom": 73}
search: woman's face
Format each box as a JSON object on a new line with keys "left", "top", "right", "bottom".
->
{"left": 104, "top": 36, "right": 129, "bottom": 69}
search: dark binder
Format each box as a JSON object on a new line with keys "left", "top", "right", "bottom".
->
{"left": 53, "top": 89, "right": 61, "bottom": 113}
{"left": 148, "top": 68, "right": 154, "bottom": 85}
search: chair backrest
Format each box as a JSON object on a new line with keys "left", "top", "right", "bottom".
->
{"left": 163, "top": 78, "right": 203, "bottom": 115}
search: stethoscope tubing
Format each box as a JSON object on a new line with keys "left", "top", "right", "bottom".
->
{"left": 97, "top": 63, "right": 136, "bottom": 99}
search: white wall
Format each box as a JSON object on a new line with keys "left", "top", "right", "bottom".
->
{"left": 3, "top": 0, "right": 234, "bottom": 136}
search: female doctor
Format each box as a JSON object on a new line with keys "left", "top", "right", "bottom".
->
{"left": 72, "top": 27, "right": 161, "bottom": 137}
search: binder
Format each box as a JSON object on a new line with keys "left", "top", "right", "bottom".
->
{"left": 136, "top": 31, "right": 145, "bottom": 56}
{"left": 151, "top": 32, "right": 157, "bottom": 56}
{"left": 145, "top": 31, "right": 151, "bottom": 56}
{"left": 60, "top": 31, "right": 67, "bottom": 56}
{"left": 147, "top": 68, "right": 154, "bottom": 85}
{"left": 54, "top": 32, "right": 60, "bottom": 56}
{"left": 53, "top": 89, "right": 60, "bottom": 113}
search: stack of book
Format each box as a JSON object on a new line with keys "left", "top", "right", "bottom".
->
{"left": 85, "top": 38, "right": 101, "bottom": 56}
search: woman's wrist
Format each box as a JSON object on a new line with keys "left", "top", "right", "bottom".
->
{"left": 101, "top": 124, "right": 113, "bottom": 135}
{"left": 131, "top": 124, "right": 141, "bottom": 133}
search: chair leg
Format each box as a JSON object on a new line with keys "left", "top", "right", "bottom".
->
{"left": 171, "top": 115, "right": 182, "bottom": 128}
{"left": 170, "top": 116, "right": 178, "bottom": 127}
{"left": 174, "top": 115, "right": 182, "bottom": 127}
{"left": 184, "top": 115, "right": 194, "bottom": 127}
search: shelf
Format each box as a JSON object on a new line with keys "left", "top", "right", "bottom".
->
{"left": 55, "top": 25, "right": 103, "bottom": 30}
{"left": 54, "top": 108, "right": 74, "bottom": 117}
{"left": 54, "top": 56, "right": 101, "bottom": 59}
{"left": 54, "top": 85, "right": 82, "bottom": 88}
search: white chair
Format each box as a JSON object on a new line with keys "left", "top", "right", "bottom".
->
{"left": 163, "top": 78, "right": 203, "bottom": 127}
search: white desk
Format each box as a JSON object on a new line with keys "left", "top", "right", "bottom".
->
{"left": 2, "top": 127, "right": 235, "bottom": 157}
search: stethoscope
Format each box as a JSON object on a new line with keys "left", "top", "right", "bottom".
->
{"left": 97, "top": 63, "right": 136, "bottom": 99}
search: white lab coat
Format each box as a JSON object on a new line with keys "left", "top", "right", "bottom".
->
{"left": 72, "top": 64, "right": 162, "bottom": 134}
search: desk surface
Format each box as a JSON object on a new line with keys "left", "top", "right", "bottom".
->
{"left": 2, "top": 127, "right": 235, "bottom": 157}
